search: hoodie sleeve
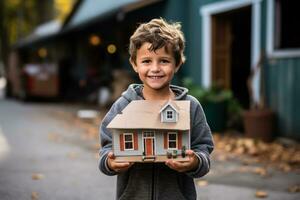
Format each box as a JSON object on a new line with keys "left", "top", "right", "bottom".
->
{"left": 185, "top": 96, "right": 214, "bottom": 178}
{"left": 98, "top": 97, "right": 129, "bottom": 176}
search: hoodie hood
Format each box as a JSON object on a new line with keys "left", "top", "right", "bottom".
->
{"left": 121, "top": 84, "right": 188, "bottom": 102}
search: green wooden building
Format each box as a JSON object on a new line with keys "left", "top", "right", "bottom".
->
{"left": 153, "top": 0, "right": 300, "bottom": 139}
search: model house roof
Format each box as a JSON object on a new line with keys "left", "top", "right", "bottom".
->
{"left": 107, "top": 100, "right": 190, "bottom": 130}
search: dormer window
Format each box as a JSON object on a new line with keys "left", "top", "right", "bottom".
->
{"left": 166, "top": 110, "right": 174, "bottom": 120}
{"left": 160, "top": 102, "right": 179, "bottom": 123}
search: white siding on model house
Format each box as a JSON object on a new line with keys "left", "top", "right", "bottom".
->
{"left": 113, "top": 129, "right": 190, "bottom": 156}
{"left": 154, "top": 131, "right": 164, "bottom": 155}
{"left": 155, "top": 130, "right": 189, "bottom": 155}
{"left": 182, "top": 131, "right": 190, "bottom": 151}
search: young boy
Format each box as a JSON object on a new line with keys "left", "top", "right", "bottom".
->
{"left": 99, "top": 18, "right": 214, "bottom": 200}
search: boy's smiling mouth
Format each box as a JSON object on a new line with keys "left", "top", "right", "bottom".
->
{"left": 148, "top": 75, "right": 165, "bottom": 79}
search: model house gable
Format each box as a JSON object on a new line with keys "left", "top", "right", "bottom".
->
{"left": 159, "top": 101, "right": 179, "bottom": 123}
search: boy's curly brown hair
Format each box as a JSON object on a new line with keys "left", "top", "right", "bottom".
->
{"left": 129, "top": 18, "right": 186, "bottom": 67}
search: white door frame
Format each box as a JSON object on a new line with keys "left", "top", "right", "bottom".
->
{"left": 266, "top": 0, "right": 300, "bottom": 58}
{"left": 200, "top": 0, "right": 262, "bottom": 88}
{"left": 142, "top": 131, "right": 156, "bottom": 156}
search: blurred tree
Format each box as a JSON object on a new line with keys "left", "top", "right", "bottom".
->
{"left": 0, "top": 0, "right": 48, "bottom": 66}
{"left": 54, "top": 0, "right": 76, "bottom": 21}
{"left": 4, "top": 0, "right": 46, "bottom": 45}
{"left": 0, "top": 0, "right": 7, "bottom": 63}
{"left": 0, "top": 0, "right": 76, "bottom": 66}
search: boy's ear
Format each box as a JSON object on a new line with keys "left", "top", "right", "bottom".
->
{"left": 129, "top": 58, "right": 138, "bottom": 73}
{"left": 175, "top": 62, "right": 182, "bottom": 73}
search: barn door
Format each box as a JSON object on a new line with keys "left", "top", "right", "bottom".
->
{"left": 211, "top": 15, "right": 232, "bottom": 89}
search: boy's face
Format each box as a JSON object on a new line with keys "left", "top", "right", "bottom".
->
{"left": 131, "top": 42, "right": 180, "bottom": 93}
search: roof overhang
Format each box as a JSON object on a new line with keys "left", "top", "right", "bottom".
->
{"left": 14, "top": 20, "right": 62, "bottom": 49}
{"left": 62, "top": 0, "right": 163, "bottom": 32}
{"left": 13, "top": 0, "right": 163, "bottom": 49}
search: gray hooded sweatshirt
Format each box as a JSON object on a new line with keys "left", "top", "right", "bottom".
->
{"left": 99, "top": 84, "right": 214, "bottom": 200}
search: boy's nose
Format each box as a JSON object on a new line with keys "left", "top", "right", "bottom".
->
{"left": 150, "top": 62, "right": 161, "bottom": 72}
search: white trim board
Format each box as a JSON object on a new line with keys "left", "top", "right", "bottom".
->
{"left": 200, "top": 0, "right": 262, "bottom": 88}
{"left": 266, "top": 0, "right": 300, "bottom": 58}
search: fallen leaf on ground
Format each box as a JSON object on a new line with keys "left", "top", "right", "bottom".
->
{"left": 197, "top": 180, "right": 208, "bottom": 187}
{"left": 278, "top": 163, "right": 292, "bottom": 172}
{"left": 288, "top": 185, "right": 300, "bottom": 193}
{"left": 217, "top": 154, "right": 228, "bottom": 161}
{"left": 32, "top": 173, "right": 45, "bottom": 180}
{"left": 242, "top": 157, "right": 259, "bottom": 165}
{"left": 94, "top": 153, "right": 100, "bottom": 159}
{"left": 238, "top": 166, "right": 252, "bottom": 173}
{"left": 91, "top": 143, "right": 101, "bottom": 150}
{"left": 253, "top": 167, "right": 268, "bottom": 177}
{"left": 255, "top": 190, "right": 268, "bottom": 198}
{"left": 234, "top": 146, "right": 245, "bottom": 155}
{"left": 31, "top": 191, "right": 39, "bottom": 200}
{"left": 67, "top": 152, "right": 79, "bottom": 159}
{"left": 212, "top": 133, "right": 300, "bottom": 172}
{"left": 48, "top": 133, "right": 62, "bottom": 142}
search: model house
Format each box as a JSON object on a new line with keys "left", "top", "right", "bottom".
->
{"left": 107, "top": 100, "right": 190, "bottom": 162}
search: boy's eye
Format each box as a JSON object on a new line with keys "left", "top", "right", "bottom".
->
{"left": 161, "top": 59, "right": 170, "bottom": 64}
{"left": 142, "top": 60, "right": 151, "bottom": 64}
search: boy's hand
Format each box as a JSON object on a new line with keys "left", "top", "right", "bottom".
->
{"left": 107, "top": 152, "right": 133, "bottom": 173}
{"left": 165, "top": 150, "right": 200, "bottom": 172}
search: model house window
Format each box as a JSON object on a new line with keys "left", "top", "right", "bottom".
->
{"left": 168, "top": 132, "right": 177, "bottom": 149}
{"left": 166, "top": 110, "right": 174, "bottom": 120}
{"left": 274, "top": 0, "right": 300, "bottom": 49}
{"left": 143, "top": 131, "right": 154, "bottom": 137}
{"left": 124, "top": 133, "right": 133, "bottom": 150}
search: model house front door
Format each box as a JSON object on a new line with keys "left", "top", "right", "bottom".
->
{"left": 145, "top": 138, "right": 154, "bottom": 156}
{"left": 143, "top": 131, "right": 155, "bottom": 156}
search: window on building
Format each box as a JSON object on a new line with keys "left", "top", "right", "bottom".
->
{"left": 166, "top": 110, "right": 174, "bottom": 120}
{"left": 124, "top": 133, "right": 133, "bottom": 150}
{"left": 168, "top": 132, "right": 177, "bottom": 149}
{"left": 274, "top": 0, "right": 300, "bottom": 49}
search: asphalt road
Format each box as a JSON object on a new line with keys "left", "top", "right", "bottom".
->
{"left": 0, "top": 99, "right": 115, "bottom": 200}
{"left": 0, "top": 99, "right": 299, "bottom": 200}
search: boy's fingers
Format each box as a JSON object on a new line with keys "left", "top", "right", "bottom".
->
{"left": 108, "top": 152, "right": 115, "bottom": 159}
{"left": 114, "top": 162, "right": 133, "bottom": 172}
{"left": 166, "top": 160, "right": 191, "bottom": 172}
{"left": 173, "top": 160, "right": 191, "bottom": 168}
{"left": 115, "top": 162, "right": 130, "bottom": 168}
{"left": 185, "top": 150, "right": 196, "bottom": 157}
{"left": 107, "top": 152, "right": 132, "bottom": 173}
{"left": 165, "top": 160, "right": 176, "bottom": 171}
